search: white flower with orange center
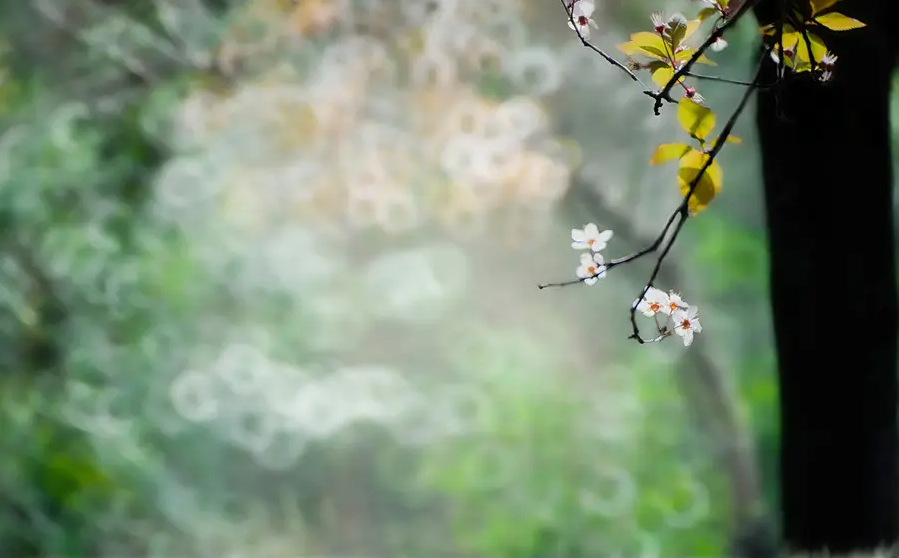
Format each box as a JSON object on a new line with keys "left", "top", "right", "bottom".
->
{"left": 634, "top": 287, "right": 671, "bottom": 317}
{"left": 667, "top": 291, "right": 688, "bottom": 314}
{"left": 576, "top": 252, "right": 607, "bottom": 286}
{"left": 672, "top": 306, "right": 702, "bottom": 346}
{"left": 571, "top": 222, "right": 613, "bottom": 252}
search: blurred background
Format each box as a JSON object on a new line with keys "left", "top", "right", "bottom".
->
{"left": 0, "top": 0, "right": 880, "bottom": 556}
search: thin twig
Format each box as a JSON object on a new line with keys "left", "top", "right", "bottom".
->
{"left": 560, "top": 0, "right": 652, "bottom": 91}
{"left": 686, "top": 71, "right": 774, "bottom": 89}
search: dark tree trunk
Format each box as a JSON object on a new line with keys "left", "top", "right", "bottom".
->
{"left": 753, "top": 0, "right": 899, "bottom": 552}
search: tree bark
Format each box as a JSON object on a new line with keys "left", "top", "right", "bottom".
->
{"left": 754, "top": 0, "right": 899, "bottom": 552}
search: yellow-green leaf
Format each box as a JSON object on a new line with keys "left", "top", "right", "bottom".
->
{"left": 668, "top": 18, "right": 689, "bottom": 50}
{"left": 677, "top": 97, "right": 715, "bottom": 140}
{"left": 671, "top": 20, "right": 703, "bottom": 49}
{"left": 697, "top": 7, "right": 719, "bottom": 21}
{"left": 649, "top": 143, "right": 691, "bottom": 165}
{"left": 771, "top": 40, "right": 799, "bottom": 70}
{"left": 780, "top": 27, "right": 801, "bottom": 50}
{"left": 675, "top": 48, "right": 718, "bottom": 67}
{"left": 810, "top": 0, "right": 843, "bottom": 16}
{"left": 712, "top": 135, "right": 742, "bottom": 145}
{"left": 628, "top": 31, "right": 670, "bottom": 60}
{"left": 651, "top": 65, "right": 675, "bottom": 87}
{"left": 617, "top": 41, "right": 640, "bottom": 55}
{"left": 794, "top": 31, "right": 827, "bottom": 69}
{"left": 678, "top": 148, "right": 723, "bottom": 215}
{"left": 696, "top": 53, "right": 718, "bottom": 66}
{"left": 814, "top": 12, "right": 865, "bottom": 30}
{"left": 682, "top": 20, "right": 703, "bottom": 42}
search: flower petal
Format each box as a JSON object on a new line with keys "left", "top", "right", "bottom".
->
{"left": 681, "top": 329, "right": 694, "bottom": 346}
{"left": 583, "top": 223, "right": 599, "bottom": 237}
{"left": 584, "top": 276, "right": 598, "bottom": 286}
{"left": 649, "top": 287, "right": 669, "bottom": 304}
{"left": 670, "top": 291, "right": 688, "bottom": 310}
{"left": 635, "top": 300, "right": 653, "bottom": 316}
{"left": 578, "top": 0, "right": 596, "bottom": 16}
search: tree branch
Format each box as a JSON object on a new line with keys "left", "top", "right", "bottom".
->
{"left": 649, "top": 0, "right": 764, "bottom": 114}
{"left": 540, "top": 42, "right": 771, "bottom": 344}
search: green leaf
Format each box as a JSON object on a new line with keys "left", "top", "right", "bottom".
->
{"left": 678, "top": 148, "right": 722, "bottom": 215}
{"left": 814, "top": 12, "right": 865, "bottom": 30}
{"left": 649, "top": 143, "right": 691, "bottom": 165}
{"left": 677, "top": 97, "right": 715, "bottom": 140}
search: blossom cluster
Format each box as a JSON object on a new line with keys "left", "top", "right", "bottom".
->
{"left": 551, "top": 0, "right": 868, "bottom": 347}
{"left": 570, "top": 223, "right": 702, "bottom": 347}
{"left": 633, "top": 287, "right": 702, "bottom": 347}
{"left": 571, "top": 222, "right": 612, "bottom": 285}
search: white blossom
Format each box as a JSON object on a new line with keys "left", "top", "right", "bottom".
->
{"left": 567, "top": 0, "right": 598, "bottom": 40}
{"left": 710, "top": 37, "right": 728, "bottom": 52}
{"left": 819, "top": 51, "right": 837, "bottom": 82}
{"left": 672, "top": 306, "right": 702, "bottom": 346}
{"left": 576, "top": 252, "right": 606, "bottom": 285}
{"left": 571, "top": 223, "right": 613, "bottom": 252}
{"left": 667, "top": 291, "right": 688, "bottom": 314}
{"left": 634, "top": 287, "right": 671, "bottom": 317}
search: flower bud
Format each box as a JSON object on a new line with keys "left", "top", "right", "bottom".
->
{"left": 651, "top": 12, "right": 667, "bottom": 35}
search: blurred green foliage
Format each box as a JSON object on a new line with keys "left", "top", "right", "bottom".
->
{"left": 2, "top": 1, "right": 893, "bottom": 557}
